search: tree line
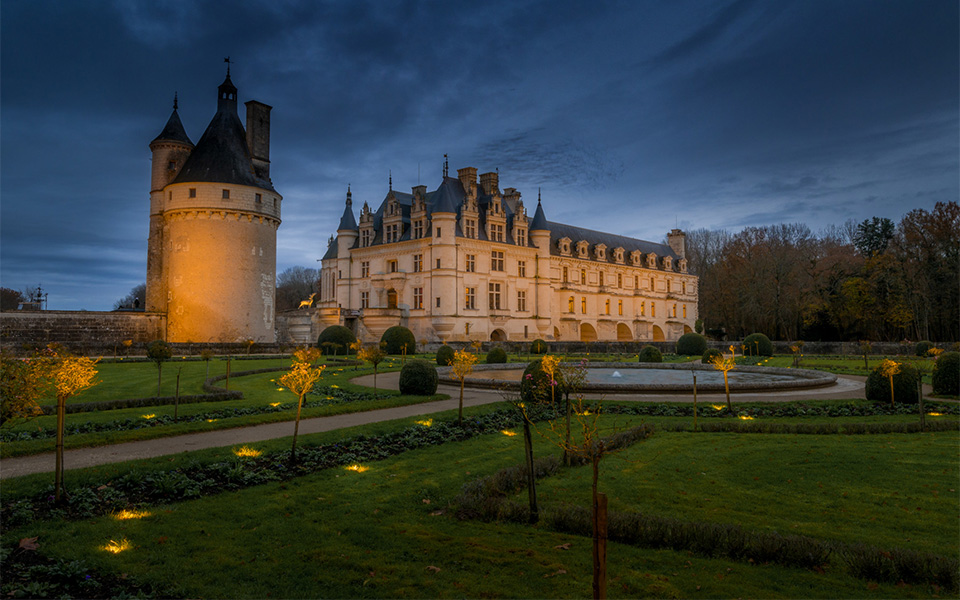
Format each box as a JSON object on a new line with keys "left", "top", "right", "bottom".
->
{"left": 686, "top": 201, "right": 958, "bottom": 343}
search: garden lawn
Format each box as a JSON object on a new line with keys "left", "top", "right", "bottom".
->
{"left": 0, "top": 362, "right": 446, "bottom": 459}
{"left": 3, "top": 410, "right": 946, "bottom": 598}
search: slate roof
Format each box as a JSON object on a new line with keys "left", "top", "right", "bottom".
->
{"left": 171, "top": 77, "right": 275, "bottom": 192}
{"left": 529, "top": 200, "right": 548, "bottom": 230}
{"left": 151, "top": 108, "right": 193, "bottom": 146}
{"left": 546, "top": 221, "right": 678, "bottom": 262}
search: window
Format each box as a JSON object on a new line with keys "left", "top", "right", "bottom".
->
{"left": 221, "top": 189, "right": 231, "bottom": 199}
{"left": 436, "top": 227, "right": 441, "bottom": 238}
{"left": 581, "top": 297, "right": 587, "bottom": 314}
{"left": 568, "top": 296, "right": 575, "bottom": 312}
{"left": 436, "top": 297, "right": 441, "bottom": 308}
{"left": 338, "top": 271, "right": 341, "bottom": 279}
{"left": 517, "top": 290, "right": 527, "bottom": 311}
{"left": 169, "top": 191, "right": 172, "bottom": 200}
{"left": 618, "top": 273, "right": 623, "bottom": 288}
{"left": 651, "top": 302, "right": 656, "bottom": 317}
{"left": 683, "top": 281, "right": 687, "bottom": 295}
{"left": 413, "top": 254, "right": 423, "bottom": 273}
{"left": 385, "top": 223, "right": 400, "bottom": 243}
{"left": 490, "top": 223, "right": 504, "bottom": 242}
{"left": 634, "top": 275, "right": 638, "bottom": 289}
{"left": 466, "top": 254, "right": 476, "bottom": 273}
{"left": 683, "top": 304, "right": 687, "bottom": 318}
{"left": 256, "top": 193, "right": 262, "bottom": 203}
{"left": 436, "top": 258, "right": 441, "bottom": 269}
{"left": 672, "top": 304, "right": 677, "bottom": 318}
{"left": 641, "top": 301, "right": 645, "bottom": 316}
{"left": 563, "top": 267, "right": 568, "bottom": 282}
{"left": 189, "top": 188, "right": 196, "bottom": 198}
{"left": 465, "top": 323, "right": 470, "bottom": 335}
{"left": 599, "top": 272, "right": 604, "bottom": 286}
{"left": 491, "top": 250, "right": 504, "bottom": 271}
{"left": 168, "top": 160, "right": 176, "bottom": 170}
{"left": 465, "top": 220, "right": 476, "bottom": 238}
{"left": 465, "top": 287, "right": 476, "bottom": 309}
{"left": 360, "top": 291, "right": 369, "bottom": 309}
{"left": 413, "top": 220, "right": 423, "bottom": 239}
{"left": 518, "top": 261, "right": 526, "bottom": 278}
{"left": 524, "top": 325, "right": 529, "bottom": 339}
{"left": 413, "top": 287, "right": 423, "bottom": 309}
{"left": 361, "top": 261, "right": 369, "bottom": 277}
{"left": 361, "top": 230, "right": 371, "bottom": 247}
{"left": 387, "top": 289, "right": 398, "bottom": 309}
{"left": 516, "top": 229, "right": 526, "bottom": 246}
{"left": 650, "top": 277, "right": 655, "bottom": 291}
{"left": 388, "top": 260, "right": 398, "bottom": 273}
{"left": 580, "top": 269, "right": 586, "bottom": 284}
{"left": 605, "top": 299, "right": 610, "bottom": 314}
{"left": 488, "top": 282, "right": 502, "bottom": 310}
{"left": 618, "top": 300, "right": 623, "bottom": 316}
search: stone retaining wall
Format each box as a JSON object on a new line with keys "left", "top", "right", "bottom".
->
{"left": 0, "top": 311, "right": 165, "bottom": 352}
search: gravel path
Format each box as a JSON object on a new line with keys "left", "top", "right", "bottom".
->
{"left": 0, "top": 374, "right": 866, "bottom": 480}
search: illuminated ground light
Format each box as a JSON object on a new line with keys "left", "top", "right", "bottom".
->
{"left": 738, "top": 415, "right": 755, "bottom": 420}
{"left": 928, "top": 412, "right": 943, "bottom": 416}
{"left": 500, "top": 430, "right": 517, "bottom": 437}
{"left": 269, "top": 402, "right": 281, "bottom": 407}
{"left": 101, "top": 538, "right": 132, "bottom": 554}
{"left": 233, "top": 446, "right": 262, "bottom": 458}
{"left": 206, "top": 419, "right": 218, "bottom": 423}
{"left": 416, "top": 419, "right": 433, "bottom": 427}
{"left": 113, "top": 510, "right": 151, "bottom": 520}
{"left": 345, "top": 464, "right": 369, "bottom": 473}
{"left": 712, "top": 405, "right": 725, "bottom": 411}
{"left": 141, "top": 414, "right": 156, "bottom": 420}
{"left": 277, "top": 387, "right": 285, "bottom": 392}
{"left": 331, "top": 384, "right": 339, "bottom": 388}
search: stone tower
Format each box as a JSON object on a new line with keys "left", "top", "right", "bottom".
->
{"left": 146, "top": 70, "right": 282, "bottom": 342}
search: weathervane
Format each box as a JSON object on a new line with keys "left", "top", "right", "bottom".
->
{"left": 224, "top": 56, "right": 232, "bottom": 76}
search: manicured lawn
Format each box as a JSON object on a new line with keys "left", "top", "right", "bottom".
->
{"left": 4, "top": 408, "right": 952, "bottom": 598}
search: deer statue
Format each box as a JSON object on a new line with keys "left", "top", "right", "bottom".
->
{"left": 298, "top": 293, "right": 317, "bottom": 309}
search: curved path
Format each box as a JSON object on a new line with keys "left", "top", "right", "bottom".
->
{"left": 0, "top": 375, "right": 866, "bottom": 480}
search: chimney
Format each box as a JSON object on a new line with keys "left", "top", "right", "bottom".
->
{"left": 479, "top": 171, "right": 499, "bottom": 195}
{"left": 457, "top": 167, "right": 477, "bottom": 198}
{"left": 245, "top": 100, "right": 272, "bottom": 180}
{"left": 667, "top": 229, "right": 686, "bottom": 259}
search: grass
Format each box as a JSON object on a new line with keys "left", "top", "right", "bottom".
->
{"left": 4, "top": 407, "right": 953, "bottom": 598}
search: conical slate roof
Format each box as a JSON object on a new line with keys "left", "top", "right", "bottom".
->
{"left": 529, "top": 199, "right": 548, "bottom": 230}
{"left": 151, "top": 108, "right": 193, "bottom": 146}
{"left": 338, "top": 189, "right": 358, "bottom": 230}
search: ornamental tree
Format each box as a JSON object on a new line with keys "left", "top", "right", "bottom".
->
{"left": 46, "top": 347, "right": 99, "bottom": 502}
{"left": 279, "top": 349, "right": 326, "bottom": 462}
{"left": 147, "top": 340, "right": 172, "bottom": 396}
{"left": 450, "top": 349, "right": 478, "bottom": 426}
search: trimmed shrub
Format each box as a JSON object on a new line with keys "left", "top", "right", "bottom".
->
{"left": 676, "top": 332, "right": 707, "bottom": 356}
{"left": 398, "top": 359, "right": 439, "bottom": 395}
{"left": 639, "top": 345, "right": 662, "bottom": 363}
{"left": 380, "top": 326, "right": 415, "bottom": 355}
{"left": 743, "top": 333, "right": 773, "bottom": 357}
{"left": 436, "top": 344, "right": 455, "bottom": 366}
{"left": 932, "top": 351, "right": 959, "bottom": 396}
{"left": 530, "top": 339, "right": 548, "bottom": 354}
{"left": 915, "top": 340, "right": 934, "bottom": 357}
{"left": 520, "top": 359, "right": 565, "bottom": 403}
{"left": 702, "top": 348, "right": 722, "bottom": 364}
{"left": 316, "top": 325, "right": 356, "bottom": 355}
{"left": 486, "top": 346, "right": 508, "bottom": 364}
{"left": 865, "top": 362, "right": 920, "bottom": 404}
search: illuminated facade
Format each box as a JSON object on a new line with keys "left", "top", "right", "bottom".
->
{"left": 318, "top": 166, "right": 697, "bottom": 343}
{"left": 146, "top": 70, "right": 281, "bottom": 342}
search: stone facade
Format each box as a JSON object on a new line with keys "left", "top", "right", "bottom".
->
{"left": 146, "top": 72, "right": 281, "bottom": 343}
{"left": 318, "top": 167, "right": 698, "bottom": 343}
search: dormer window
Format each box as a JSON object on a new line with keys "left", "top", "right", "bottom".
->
{"left": 679, "top": 258, "right": 688, "bottom": 273}
{"left": 576, "top": 240, "right": 589, "bottom": 258}
{"left": 594, "top": 243, "right": 607, "bottom": 261}
{"left": 663, "top": 256, "right": 673, "bottom": 271}
{"left": 614, "top": 247, "right": 625, "bottom": 264}
{"left": 558, "top": 237, "right": 572, "bottom": 255}
{"left": 647, "top": 253, "right": 658, "bottom": 269}
{"left": 630, "top": 250, "right": 642, "bottom": 266}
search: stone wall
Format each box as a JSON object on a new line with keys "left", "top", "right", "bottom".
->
{"left": 0, "top": 311, "right": 165, "bottom": 353}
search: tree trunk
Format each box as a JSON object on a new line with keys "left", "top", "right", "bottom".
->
{"left": 723, "top": 371, "right": 732, "bottom": 412}
{"left": 291, "top": 392, "right": 304, "bottom": 463}
{"left": 523, "top": 418, "right": 538, "bottom": 523}
{"left": 888, "top": 373, "right": 895, "bottom": 406}
{"left": 458, "top": 380, "right": 464, "bottom": 426}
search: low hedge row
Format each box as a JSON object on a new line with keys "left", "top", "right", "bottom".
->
{"left": 40, "top": 391, "right": 243, "bottom": 416}
{"left": 602, "top": 401, "right": 960, "bottom": 419}
{"left": 1, "top": 405, "right": 562, "bottom": 528}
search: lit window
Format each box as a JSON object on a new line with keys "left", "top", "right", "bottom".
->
{"left": 651, "top": 303, "right": 656, "bottom": 317}
{"left": 413, "top": 254, "right": 423, "bottom": 273}
{"left": 465, "top": 220, "right": 476, "bottom": 238}
{"left": 413, "top": 287, "right": 423, "bottom": 309}
{"left": 605, "top": 299, "right": 610, "bottom": 314}
{"left": 516, "top": 229, "right": 526, "bottom": 246}
{"left": 618, "top": 300, "right": 623, "bottom": 316}
{"left": 465, "top": 287, "right": 476, "bottom": 310}
{"left": 568, "top": 296, "right": 575, "bottom": 312}
{"left": 683, "top": 304, "right": 687, "bottom": 318}
{"left": 518, "top": 261, "right": 526, "bottom": 278}
{"left": 581, "top": 297, "right": 587, "bottom": 314}
{"left": 517, "top": 290, "right": 527, "bottom": 312}
{"left": 672, "top": 304, "right": 677, "bottom": 317}
{"left": 488, "top": 282, "right": 502, "bottom": 310}
{"left": 580, "top": 269, "right": 586, "bottom": 283}
{"left": 466, "top": 254, "right": 476, "bottom": 273}
{"left": 413, "top": 220, "right": 423, "bottom": 239}
{"left": 641, "top": 301, "right": 645, "bottom": 316}
{"left": 491, "top": 251, "right": 504, "bottom": 271}
{"left": 491, "top": 223, "right": 504, "bottom": 242}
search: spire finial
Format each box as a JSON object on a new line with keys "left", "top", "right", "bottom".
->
{"left": 173, "top": 92, "right": 178, "bottom": 110}
{"left": 443, "top": 154, "right": 448, "bottom": 178}
{"left": 346, "top": 184, "right": 352, "bottom": 205}
{"left": 538, "top": 187, "right": 541, "bottom": 204}
{"left": 224, "top": 56, "right": 231, "bottom": 77}
{"left": 389, "top": 170, "right": 392, "bottom": 191}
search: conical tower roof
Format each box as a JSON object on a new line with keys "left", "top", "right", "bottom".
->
{"left": 151, "top": 96, "right": 193, "bottom": 146}
{"left": 337, "top": 186, "right": 358, "bottom": 230}
{"left": 530, "top": 193, "right": 549, "bottom": 231}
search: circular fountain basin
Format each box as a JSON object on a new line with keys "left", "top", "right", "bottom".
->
{"left": 438, "top": 362, "right": 837, "bottom": 393}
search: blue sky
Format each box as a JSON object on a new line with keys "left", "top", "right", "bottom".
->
{"left": 1, "top": 0, "right": 956, "bottom": 310}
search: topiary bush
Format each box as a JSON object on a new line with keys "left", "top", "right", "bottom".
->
{"left": 520, "top": 359, "right": 565, "bottom": 404}
{"left": 865, "top": 362, "right": 920, "bottom": 404}
{"left": 702, "top": 348, "right": 723, "bottom": 364}
{"left": 316, "top": 325, "right": 356, "bottom": 355}
{"left": 639, "top": 345, "right": 662, "bottom": 363}
{"left": 486, "top": 346, "right": 508, "bottom": 364}
{"left": 530, "top": 339, "right": 548, "bottom": 354}
{"left": 932, "top": 351, "right": 959, "bottom": 396}
{"left": 398, "top": 359, "right": 439, "bottom": 395}
{"left": 380, "top": 326, "right": 415, "bottom": 355}
{"left": 915, "top": 340, "right": 934, "bottom": 357}
{"left": 676, "top": 332, "right": 707, "bottom": 356}
{"left": 743, "top": 333, "right": 773, "bottom": 357}
{"left": 436, "top": 344, "right": 455, "bottom": 366}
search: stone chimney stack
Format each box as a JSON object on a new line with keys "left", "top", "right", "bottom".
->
{"left": 479, "top": 171, "right": 499, "bottom": 195}
{"left": 245, "top": 100, "right": 272, "bottom": 180}
{"left": 457, "top": 167, "right": 477, "bottom": 198}
{"left": 667, "top": 228, "right": 686, "bottom": 259}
